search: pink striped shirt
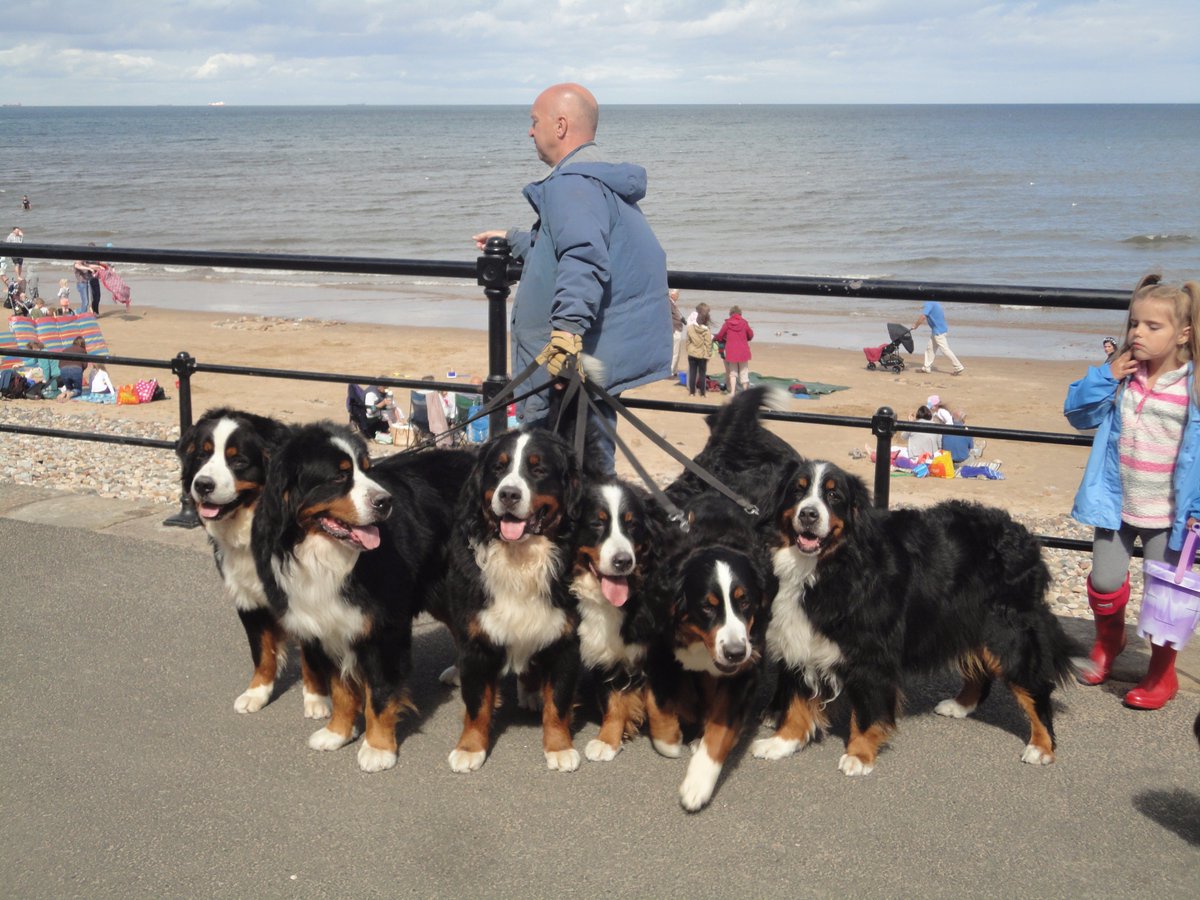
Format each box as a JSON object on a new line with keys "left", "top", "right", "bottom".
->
{"left": 1119, "top": 363, "right": 1189, "bottom": 528}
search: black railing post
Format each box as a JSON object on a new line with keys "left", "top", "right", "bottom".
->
{"left": 870, "top": 406, "right": 897, "bottom": 510}
{"left": 476, "top": 237, "right": 521, "bottom": 438}
{"left": 163, "top": 351, "right": 200, "bottom": 528}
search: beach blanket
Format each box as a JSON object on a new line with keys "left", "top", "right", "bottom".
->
{"left": 709, "top": 371, "right": 849, "bottom": 396}
{"left": 99, "top": 267, "right": 132, "bottom": 308}
{"left": 0, "top": 312, "right": 111, "bottom": 368}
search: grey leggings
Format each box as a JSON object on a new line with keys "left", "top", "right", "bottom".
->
{"left": 1091, "top": 523, "right": 1178, "bottom": 594}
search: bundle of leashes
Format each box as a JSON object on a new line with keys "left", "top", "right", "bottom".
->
{"left": 393, "top": 350, "right": 758, "bottom": 532}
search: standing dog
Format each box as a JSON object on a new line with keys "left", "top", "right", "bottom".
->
{"left": 431, "top": 429, "right": 585, "bottom": 773}
{"left": 179, "top": 407, "right": 330, "bottom": 718}
{"left": 253, "top": 422, "right": 472, "bottom": 772}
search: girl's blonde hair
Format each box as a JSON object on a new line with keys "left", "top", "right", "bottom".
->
{"left": 58, "top": 278, "right": 68, "bottom": 289}
{"left": 1122, "top": 273, "right": 1200, "bottom": 403}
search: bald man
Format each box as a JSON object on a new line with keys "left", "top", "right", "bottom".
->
{"left": 473, "top": 83, "right": 671, "bottom": 475}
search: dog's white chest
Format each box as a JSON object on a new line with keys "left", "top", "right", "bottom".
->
{"left": 769, "top": 546, "right": 844, "bottom": 689}
{"left": 276, "top": 536, "right": 365, "bottom": 675}
{"left": 209, "top": 513, "right": 267, "bottom": 612}
{"left": 475, "top": 538, "right": 567, "bottom": 675}
{"left": 574, "top": 577, "right": 645, "bottom": 671}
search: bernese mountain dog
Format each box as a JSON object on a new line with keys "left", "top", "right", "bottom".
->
{"left": 753, "top": 459, "right": 1076, "bottom": 775}
{"left": 643, "top": 493, "right": 776, "bottom": 812}
{"left": 179, "top": 407, "right": 331, "bottom": 718}
{"left": 430, "top": 428, "right": 585, "bottom": 773}
{"left": 253, "top": 421, "right": 473, "bottom": 772}
{"left": 570, "top": 479, "right": 666, "bottom": 762}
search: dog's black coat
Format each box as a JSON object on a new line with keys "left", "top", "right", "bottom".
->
{"left": 252, "top": 421, "right": 474, "bottom": 770}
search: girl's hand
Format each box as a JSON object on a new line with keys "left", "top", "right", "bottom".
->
{"left": 1109, "top": 349, "right": 1138, "bottom": 382}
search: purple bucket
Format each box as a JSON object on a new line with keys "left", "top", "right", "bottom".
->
{"left": 1138, "top": 524, "right": 1200, "bottom": 649}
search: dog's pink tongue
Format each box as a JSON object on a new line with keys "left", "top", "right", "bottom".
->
{"left": 601, "top": 575, "right": 629, "bottom": 607}
{"left": 500, "top": 518, "right": 527, "bottom": 542}
{"left": 349, "top": 525, "right": 381, "bottom": 550}
{"left": 198, "top": 503, "right": 222, "bottom": 519}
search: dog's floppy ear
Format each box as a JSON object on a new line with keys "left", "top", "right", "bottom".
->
{"left": 459, "top": 439, "right": 493, "bottom": 545}
{"left": 844, "top": 469, "right": 872, "bottom": 523}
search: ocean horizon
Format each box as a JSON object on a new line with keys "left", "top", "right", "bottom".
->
{"left": 3, "top": 103, "right": 1197, "bottom": 360}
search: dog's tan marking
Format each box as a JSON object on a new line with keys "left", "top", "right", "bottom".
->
{"left": 845, "top": 713, "right": 893, "bottom": 767}
{"left": 541, "top": 680, "right": 574, "bottom": 753}
{"left": 363, "top": 688, "right": 415, "bottom": 754}
{"left": 645, "top": 689, "right": 683, "bottom": 748}
{"left": 327, "top": 675, "right": 364, "bottom": 741}
{"left": 776, "top": 693, "right": 828, "bottom": 744}
{"left": 456, "top": 682, "right": 497, "bottom": 755}
{"left": 248, "top": 623, "right": 283, "bottom": 690}
{"left": 596, "top": 687, "right": 647, "bottom": 750}
{"left": 1009, "top": 685, "right": 1055, "bottom": 760}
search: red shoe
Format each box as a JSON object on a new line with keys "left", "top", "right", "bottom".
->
{"left": 1124, "top": 644, "right": 1179, "bottom": 710}
{"left": 1078, "top": 576, "right": 1129, "bottom": 686}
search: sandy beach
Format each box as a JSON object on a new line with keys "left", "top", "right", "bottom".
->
{"left": 11, "top": 296, "right": 1102, "bottom": 525}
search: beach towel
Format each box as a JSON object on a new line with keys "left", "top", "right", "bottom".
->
{"left": 99, "top": 267, "right": 132, "bottom": 308}
{"left": 709, "top": 371, "right": 849, "bottom": 396}
{"left": 0, "top": 313, "right": 110, "bottom": 369}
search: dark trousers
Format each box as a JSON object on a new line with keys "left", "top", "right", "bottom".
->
{"left": 687, "top": 357, "right": 708, "bottom": 396}
{"left": 89, "top": 276, "right": 101, "bottom": 315}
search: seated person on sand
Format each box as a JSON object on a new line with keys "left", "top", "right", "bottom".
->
{"left": 899, "top": 405, "right": 941, "bottom": 462}
{"left": 57, "top": 337, "right": 88, "bottom": 400}
{"left": 84, "top": 362, "right": 114, "bottom": 395}
{"left": 21, "top": 340, "right": 60, "bottom": 389}
{"left": 941, "top": 408, "right": 985, "bottom": 467}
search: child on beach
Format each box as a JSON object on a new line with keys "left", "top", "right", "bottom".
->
{"left": 57, "top": 278, "right": 71, "bottom": 312}
{"left": 1064, "top": 274, "right": 1200, "bottom": 710}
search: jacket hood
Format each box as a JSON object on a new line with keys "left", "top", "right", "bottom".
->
{"left": 532, "top": 143, "right": 648, "bottom": 204}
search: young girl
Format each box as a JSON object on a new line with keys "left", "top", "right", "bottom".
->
{"left": 56, "top": 278, "right": 71, "bottom": 312}
{"left": 1064, "top": 274, "right": 1200, "bottom": 709}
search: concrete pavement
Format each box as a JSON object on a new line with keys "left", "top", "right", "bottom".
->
{"left": 1, "top": 484, "right": 1197, "bottom": 898}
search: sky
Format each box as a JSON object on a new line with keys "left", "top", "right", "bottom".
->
{"left": 2, "top": 1, "right": 1197, "bottom": 106}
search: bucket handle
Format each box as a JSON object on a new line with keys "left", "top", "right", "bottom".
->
{"left": 1172, "top": 522, "right": 1200, "bottom": 585}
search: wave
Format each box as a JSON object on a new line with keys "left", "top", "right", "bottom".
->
{"left": 1120, "top": 234, "right": 1195, "bottom": 245}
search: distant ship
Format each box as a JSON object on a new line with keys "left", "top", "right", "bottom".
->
{"left": 208, "top": 101, "right": 225, "bottom": 107}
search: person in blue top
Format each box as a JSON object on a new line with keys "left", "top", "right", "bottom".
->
{"left": 473, "top": 83, "right": 671, "bottom": 476}
{"left": 912, "top": 299, "right": 965, "bottom": 376}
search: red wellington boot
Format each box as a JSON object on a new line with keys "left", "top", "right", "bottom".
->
{"left": 1078, "top": 576, "right": 1129, "bottom": 686}
{"left": 1124, "top": 643, "right": 1179, "bottom": 710}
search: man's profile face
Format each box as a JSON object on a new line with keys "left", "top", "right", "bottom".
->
{"left": 528, "top": 94, "right": 560, "bottom": 166}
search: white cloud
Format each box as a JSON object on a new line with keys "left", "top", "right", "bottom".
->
{"left": 193, "top": 53, "right": 269, "bottom": 80}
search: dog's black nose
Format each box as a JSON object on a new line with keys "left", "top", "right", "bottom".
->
{"left": 371, "top": 491, "right": 393, "bottom": 519}
{"left": 497, "top": 485, "right": 522, "bottom": 508}
{"left": 797, "top": 506, "right": 820, "bottom": 528}
{"left": 611, "top": 552, "right": 634, "bottom": 574}
{"left": 722, "top": 638, "right": 748, "bottom": 663}
{"left": 193, "top": 476, "right": 215, "bottom": 497}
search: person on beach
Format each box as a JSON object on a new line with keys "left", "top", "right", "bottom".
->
{"left": 22, "top": 195, "right": 31, "bottom": 211}
{"left": 901, "top": 405, "right": 941, "bottom": 460}
{"left": 58, "top": 336, "right": 88, "bottom": 400}
{"left": 85, "top": 362, "right": 113, "bottom": 395}
{"left": 471, "top": 82, "right": 670, "bottom": 476}
{"left": 6, "top": 227, "right": 24, "bottom": 279}
{"left": 686, "top": 303, "right": 715, "bottom": 397}
{"left": 912, "top": 299, "right": 965, "bottom": 376}
{"left": 73, "top": 259, "right": 93, "bottom": 314}
{"left": 926, "top": 394, "right": 954, "bottom": 426}
{"left": 715, "top": 305, "right": 754, "bottom": 397}
{"left": 1102, "top": 336, "right": 1118, "bottom": 364}
{"left": 1064, "top": 274, "right": 1200, "bottom": 710}
{"left": 669, "top": 289, "right": 686, "bottom": 383}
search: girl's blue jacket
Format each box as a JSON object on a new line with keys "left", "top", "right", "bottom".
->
{"left": 1063, "top": 361, "right": 1200, "bottom": 550}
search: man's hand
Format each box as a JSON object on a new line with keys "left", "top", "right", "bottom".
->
{"left": 473, "top": 230, "right": 507, "bottom": 251}
{"left": 536, "top": 330, "right": 584, "bottom": 378}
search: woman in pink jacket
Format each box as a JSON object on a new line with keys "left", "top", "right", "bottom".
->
{"left": 715, "top": 305, "right": 754, "bottom": 396}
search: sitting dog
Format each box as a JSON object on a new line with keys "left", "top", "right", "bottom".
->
{"left": 430, "top": 428, "right": 585, "bottom": 773}
{"left": 644, "top": 493, "right": 776, "bottom": 812}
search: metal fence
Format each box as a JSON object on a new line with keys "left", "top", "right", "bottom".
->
{"left": 6, "top": 241, "right": 1128, "bottom": 548}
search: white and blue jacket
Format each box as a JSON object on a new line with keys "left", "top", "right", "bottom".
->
{"left": 1063, "top": 361, "right": 1200, "bottom": 551}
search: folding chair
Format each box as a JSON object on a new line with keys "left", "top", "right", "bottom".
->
{"left": 406, "top": 390, "right": 434, "bottom": 448}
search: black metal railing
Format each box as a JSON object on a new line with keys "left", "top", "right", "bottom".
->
{"left": 7, "top": 241, "right": 1123, "bottom": 550}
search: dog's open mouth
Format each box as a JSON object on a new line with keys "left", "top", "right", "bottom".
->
{"left": 795, "top": 531, "right": 825, "bottom": 554}
{"left": 196, "top": 499, "right": 235, "bottom": 521}
{"left": 499, "top": 514, "right": 531, "bottom": 542}
{"left": 319, "top": 515, "right": 381, "bottom": 550}
{"left": 590, "top": 562, "right": 629, "bottom": 608}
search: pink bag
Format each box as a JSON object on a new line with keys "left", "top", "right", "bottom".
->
{"left": 134, "top": 379, "right": 158, "bottom": 403}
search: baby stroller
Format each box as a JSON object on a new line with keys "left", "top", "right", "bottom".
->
{"left": 863, "top": 323, "right": 914, "bottom": 373}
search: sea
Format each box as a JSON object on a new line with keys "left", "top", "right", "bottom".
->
{"left": 2, "top": 104, "right": 1198, "bottom": 360}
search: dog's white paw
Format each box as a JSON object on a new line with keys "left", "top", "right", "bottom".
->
{"left": 545, "top": 748, "right": 580, "bottom": 772}
{"left": 357, "top": 742, "right": 398, "bottom": 773}
{"left": 1021, "top": 744, "right": 1054, "bottom": 766}
{"left": 302, "top": 691, "right": 332, "bottom": 720}
{"left": 448, "top": 749, "right": 486, "bottom": 773}
{"left": 679, "top": 747, "right": 722, "bottom": 812}
{"left": 934, "top": 698, "right": 975, "bottom": 719}
{"left": 308, "top": 726, "right": 354, "bottom": 752}
{"left": 838, "top": 753, "right": 875, "bottom": 776}
{"left": 234, "top": 683, "right": 272, "bottom": 714}
{"left": 751, "top": 736, "right": 802, "bottom": 760}
{"left": 438, "top": 665, "right": 460, "bottom": 687}
{"left": 585, "top": 739, "right": 620, "bottom": 762}
{"left": 651, "top": 738, "right": 683, "bottom": 759}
